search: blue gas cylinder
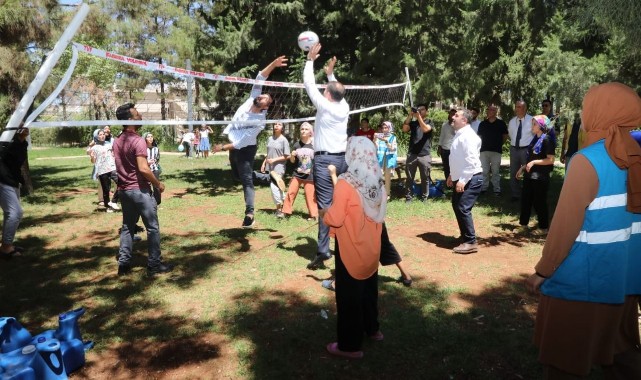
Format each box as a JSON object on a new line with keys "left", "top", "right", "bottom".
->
{"left": 32, "top": 338, "right": 67, "bottom": 380}
{"left": 0, "top": 318, "right": 32, "bottom": 354}
{"left": 0, "top": 345, "right": 37, "bottom": 380}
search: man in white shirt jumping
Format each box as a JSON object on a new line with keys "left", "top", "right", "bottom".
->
{"left": 214, "top": 56, "right": 288, "bottom": 228}
{"left": 447, "top": 109, "right": 483, "bottom": 254}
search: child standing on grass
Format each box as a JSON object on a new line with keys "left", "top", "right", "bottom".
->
{"left": 144, "top": 132, "right": 162, "bottom": 206}
{"left": 323, "top": 136, "right": 386, "bottom": 359}
{"left": 375, "top": 121, "right": 397, "bottom": 200}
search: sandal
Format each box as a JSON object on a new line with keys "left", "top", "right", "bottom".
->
{"left": 397, "top": 276, "right": 412, "bottom": 287}
{"left": 0, "top": 249, "right": 22, "bottom": 260}
{"left": 326, "top": 342, "right": 363, "bottom": 359}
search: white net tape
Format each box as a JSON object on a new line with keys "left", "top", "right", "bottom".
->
{"left": 26, "top": 43, "right": 410, "bottom": 129}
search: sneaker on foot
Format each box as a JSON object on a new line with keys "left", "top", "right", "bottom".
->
{"left": 275, "top": 210, "right": 285, "bottom": 218}
{"left": 307, "top": 253, "right": 331, "bottom": 270}
{"left": 108, "top": 202, "right": 120, "bottom": 210}
{"left": 242, "top": 215, "right": 255, "bottom": 228}
{"left": 270, "top": 171, "right": 286, "bottom": 192}
{"left": 147, "top": 262, "right": 174, "bottom": 276}
{"left": 117, "top": 264, "right": 131, "bottom": 276}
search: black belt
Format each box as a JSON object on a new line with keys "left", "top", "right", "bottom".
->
{"left": 512, "top": 145, "right": 528, "bottom": 149}
{"left": 473, "top": 172, "right": 482, "bottom": 176}
{"left": 316, "top": 151, "right": 345, "bottom": 156}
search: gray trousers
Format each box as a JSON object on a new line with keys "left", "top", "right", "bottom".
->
{"left": 480, "top": 151, "right": 502, "bottom": 192}
{"left": 118, "top": 189, "right": 162, "bottom": 268}
{"left": 509, "top": 146, "right": 529, "bottom": 198}
{"left": 0, "top": 183, "right": 23, "bottom": 245}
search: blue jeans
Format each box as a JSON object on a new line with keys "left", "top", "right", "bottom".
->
{"left": 230, "top": 145, "right": 258, "bottom": 215}
{"left": 313, "top": 154, "right": 347, "bottom": 256}
{"left": 0, "top": 183, "right": 23, "bottom": 245}
{"left": 451, "top": 174, "right": 483, "bottom": 244}
{"left": 118, "top": 189, "right": 162, "bottom": 268}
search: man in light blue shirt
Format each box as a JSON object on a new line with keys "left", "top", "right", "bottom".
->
{"left": 214, "top": 56, "right": 288, "bottom": 228}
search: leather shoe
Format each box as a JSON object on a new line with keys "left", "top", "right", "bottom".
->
{"left": 117, "top": 264, "right": 131, "bottom": 276}
{"left": 453, "top": 242, "right": 478, "bottom": 254}
{"left": 307, "top": 253, "right": 331, "bottom": 270}
{"left": 147, "top": 262, "right": 174, "bottom": 276}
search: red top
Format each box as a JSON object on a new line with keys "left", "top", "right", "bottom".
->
{"left": 356, "top": 128, "right": 375, "bottom": 141}
{"left": 113, "top": 130, "right": 151, "bottom": 191}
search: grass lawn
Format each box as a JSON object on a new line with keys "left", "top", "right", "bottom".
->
{"left": 0, "top": 147, "right": 618, "bottom": 379}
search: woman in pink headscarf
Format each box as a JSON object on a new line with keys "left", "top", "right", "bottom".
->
{"left": 526, "top": 82, "right": 641, "bottom": 379}
{"left": 515, "top": 115, "right": 556, "bottom": 235}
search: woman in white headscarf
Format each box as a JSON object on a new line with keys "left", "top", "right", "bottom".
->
{"left": 323, "top": 136, "right": 386, "bottom": 359}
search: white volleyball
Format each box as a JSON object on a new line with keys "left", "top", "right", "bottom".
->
{"left": 297, "top": 31, "right": 319, "bottom": 52}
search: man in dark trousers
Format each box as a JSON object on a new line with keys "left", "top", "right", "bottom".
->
{"left": 402, "top": 103, "right": 433, "bottom": 202}
{"left": 113, "top": 103, "right": 172, "bottom": 277}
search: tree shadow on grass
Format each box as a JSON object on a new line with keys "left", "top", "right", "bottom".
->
{"left": 217, "top": 274, "right": 546, "bottom": 379}
{"left": 0, "top": 236, "right": 224, "bottom": 378}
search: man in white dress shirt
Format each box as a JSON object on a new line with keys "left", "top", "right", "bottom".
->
{"left": 214, "top": 56, "right": 288, "bottom": 228}
{"left": 507, "top": 100, "right": 534, "bottom": 201}
{"left": 447, "top": 109, "right": 483, "bottom": 254}
{"left": 303, "top": 43, "right": 350, "bottom": 270}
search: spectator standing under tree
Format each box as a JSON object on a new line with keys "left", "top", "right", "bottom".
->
{"left": 477, "top": 104, "right": 508, "bottom": 195}
{"left": 356, "top": 117, "right": 375, "bottom": 141}
{"left": 302, "top": 43, "right": 350, "bottom": 270}
{"left": 192, "top": 128, "right": 200, "bottom": 158}
{"left": 469, "top": 107, "right": 481, "bottom": 133}
{"left": 253, "top": 122, "right": 290, "bottom": 218}
{"left": 143, "top": 132, "right": 162, "bottom": 206}
{"left": 213, "top": 56, "right": 288, "bottom": 228}
{"left": 447, "top": 109, "right": 483, "bottom": 254}
{"left": 113, "top": 103, "right": 172, "bottom": 277}
{"left": 402, "top": 103, "right": 433, "bottom": 202}
{"left": 282, "top": 122, "right": 318, "bottom": 221}
{"left": 525, "top": 82, "right": 641, "bottom": 379}
{"left": 438, "top": 108, "right": 457, "bottom": 181}
{"left": 89, "top": 129, "right": 120, "bottom": 213}
{"left": 375, "top": 121, "right": 397, "bottom": 200}
{"left": 181, "top": 127, "right": 194, "bottom": 158}
{"left": 516, "top": 115, "right": 556, "bottom": 235}
{"left": 199, "top": 124, "right": 213, "bottom": 159}
{"left": 0, "top": 126, "right": 29, "bottom": 258}
{"left": 507, "top": 100, "right": 534, "bottom": 201}
{"left": 560, "top": 113, "right": 584, "bottom": 172}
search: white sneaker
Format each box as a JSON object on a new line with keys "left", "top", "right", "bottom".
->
{"left": 108, "top": 202, "right": 120, "bottom": 210}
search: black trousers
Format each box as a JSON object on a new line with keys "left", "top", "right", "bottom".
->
{"left": 334, "top": 238, "right": 379, "bottom": 352}
{"left": 451, "top": 174, "right": 483, "bottom": 243}
{"left": 520, "top": 176, "right": 550, "bottom": 229}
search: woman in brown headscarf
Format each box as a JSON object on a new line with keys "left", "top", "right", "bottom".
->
{"left": 526, "top": 82, "right": 641, "bottom": 379}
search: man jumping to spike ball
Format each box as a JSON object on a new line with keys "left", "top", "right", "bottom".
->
{"left": 214, "top": 56, "right": 288, "bottom": 228}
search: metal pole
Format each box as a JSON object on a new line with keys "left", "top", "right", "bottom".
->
{"left": 186, "top": 59, "right": 194, "bottom": 131}
{"left": 4, "top": 3, "right": 90, "bottom": 133}
{"left": 404, "top": 67, "right": 414, "bottom": 108}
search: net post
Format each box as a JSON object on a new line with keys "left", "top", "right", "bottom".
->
{"left": 404, "top": 67, "right": 413, "bottom": 108}
{"left": 4, "top": 3, "right": 90, "bottom": 132}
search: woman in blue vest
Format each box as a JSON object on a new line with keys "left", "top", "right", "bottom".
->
{"left": 526, "top": 82, "right": 641, "bottom": 378}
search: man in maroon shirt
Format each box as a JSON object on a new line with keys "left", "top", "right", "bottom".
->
{"left": 113, "top": 103, "right": 172, "bottom": 276}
